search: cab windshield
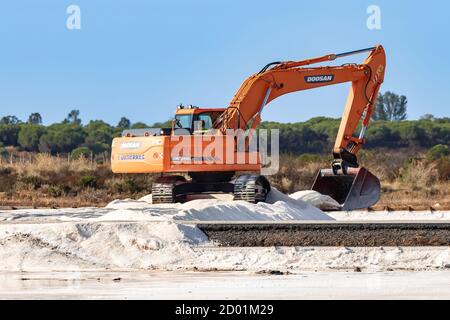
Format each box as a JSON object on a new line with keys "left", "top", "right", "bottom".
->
{"left": 174, "top": 114, "right": 192, "bottom": 129}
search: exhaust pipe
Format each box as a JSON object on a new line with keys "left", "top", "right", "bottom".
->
{"left": 311, "top": 167, "right": 381, "bottom": 211}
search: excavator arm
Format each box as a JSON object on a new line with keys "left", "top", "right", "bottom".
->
{"left": 214, "top": 45, "right": 386, "bottom": 169}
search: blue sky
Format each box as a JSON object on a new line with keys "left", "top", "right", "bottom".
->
{"left": 0, "top": 0, "right": 449, "bottom": 125}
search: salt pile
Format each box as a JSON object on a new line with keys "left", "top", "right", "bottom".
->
{"left": 289, "top": 190, "right": 340, "bottom": 210}
{"left": 0, "top": 188, "right": 335, "bottom": 272}
{"left": 1, "top": 188, "right": 449, "bottom": 272}
{"left": 102, "top": 188, "right": 333, "bottom": 222}
{"left": 176, "top": 188, "right": 332, "bottom": 221}
{"left": 0, "top": 221, "right": 206, "bottom": 271}
{"left": 1, "top": 219, "right": 448, "bottom": 272}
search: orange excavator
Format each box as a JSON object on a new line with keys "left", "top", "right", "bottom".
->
{"left": 111, "top": 45, "right": 386, "bottom": 210}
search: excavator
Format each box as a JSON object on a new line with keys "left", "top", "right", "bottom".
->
{"left": 111, "top": 45, "right": 386, "bottom": 210}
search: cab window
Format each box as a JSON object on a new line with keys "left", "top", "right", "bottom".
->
{"left": 196, "top": 114, "right": 213, "bottom": 129}
{"left": 193, "top": 112, "right": 221, "bottom": 132}
{"left": 174, "top": 114, "right": 192, "bottom": 129}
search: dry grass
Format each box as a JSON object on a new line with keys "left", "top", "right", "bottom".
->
{"left": 268, "top": 152, "right": 450, "bottom": 210}
{"left": 0, "top": 151, "right": 449, "bottom": 209}
{"left": 375, "top": 181, "right": 450, "bottom": 210}
{"left": 0, "top": 153, "right": 155, "bottom": 207}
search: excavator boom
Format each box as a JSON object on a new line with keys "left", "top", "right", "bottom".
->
{"left": 215, "top": 45, "right": 386, "bottom": 168}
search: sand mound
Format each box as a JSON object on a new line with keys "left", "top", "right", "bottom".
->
{"left": 0, "top": 188, "right": 335, "bottom": 271}
{"left": 289, "top": 190, "right": 340, "bottom": 210}
{"left": 107, "top": 188, "right": 333, "bottom": 222}
{"left": 1, "top": 189, "right": 450, "bottom": 272}
{"left": 1, "top": 220, "right": 449, "bottom": 272}
{"left": 0, "top": 221, "right": 206, "bottom": 271}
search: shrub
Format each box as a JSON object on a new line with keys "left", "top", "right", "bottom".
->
{"left": 0, "top": 143, "right": 7, "bottom": 158}
{"left": 108, "top": 175, "right": 153, "bottom": 194}
{"left": 0, "top": 167, "right": 17, "bottom": 192}
{"left": 427, "top": 144, "right": 450, "bottom": 160}
{"left": 111, "top": 177, "right": 140, "bottom": 194}
{"left": 436, "top": 157, "right": 450, "bottom": 180}
{"left": 20, "top": 175, "right": 43, "bottom": 189}
{"left": 79, "top": 174, "right": 97, "bottom": 188}
{"left": 297, "top": 153, "right": 322, "bottom": 163}
{"left": 399, "top": 160, "right": 439, "bottom": 194}
{"left": 47, "top": 184, "right": 71, "bottom": 197}
{"left": 71, "top": 147, "right": 90, "bottom": 160}
{"left": 268, "top": 154, "right": 327, "bottom": 193}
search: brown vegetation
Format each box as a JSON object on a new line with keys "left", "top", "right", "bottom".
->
{"left": 268, "top": 150, "right": 450, "bottom": 210}
{"left": 0, "top": 154, "right": 154, "bottom": 208}
{"left": 0, "top": 150, "right": 449, "bottom": 210}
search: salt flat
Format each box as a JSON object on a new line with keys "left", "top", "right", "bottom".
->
{"left": 1, "top": 271, "right": 449, "bottom": 299}
{"left": 0, "top": 190, "right": 449, "bottom": 273}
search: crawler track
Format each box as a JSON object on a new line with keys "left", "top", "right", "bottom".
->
{"left": 233, "top": 174, "right": 270, "bottom": 203}
{"left": 151, "top": 176, "right": 186, "bottom": 204}
{"left": 195, "top": 221, "right": 450, "bottom": 247}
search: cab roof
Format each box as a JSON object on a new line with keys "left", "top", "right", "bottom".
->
{"left": 174, "top": 107, "right": 226, "bottom": 115}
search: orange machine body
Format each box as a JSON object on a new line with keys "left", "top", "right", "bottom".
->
{"left": 112, "top": 45, "right": 386, "bottom": 175}
{"left": 111, "top": 107, "right": 261, "bottom": 174}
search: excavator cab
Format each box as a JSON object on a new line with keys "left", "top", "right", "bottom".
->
{"left": 173, "top": 106, "right": 224, "bottom": 135}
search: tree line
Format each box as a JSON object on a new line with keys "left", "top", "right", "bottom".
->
{"left": 0, "top": 92, "right": 448, "bottom": 157}
{"left": 260, "top": 116, "right": 449, "bottom": 155}
{"left": 260, "top": 91, "right": 448, "bottom": 155}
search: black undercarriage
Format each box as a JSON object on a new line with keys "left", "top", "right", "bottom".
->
{"left": 151, "top": 172, "right": 271, "bottom": 204}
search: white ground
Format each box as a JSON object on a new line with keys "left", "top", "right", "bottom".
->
{"left": 1, "top": 271, "right": 450, "bottom": 299}
{"left": 0, "top": 189, "right": 449, "bottom": 299}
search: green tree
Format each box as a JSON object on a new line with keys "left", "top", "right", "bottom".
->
{"left": 0, "top": 115, "right": 21, "bottom": 125}
{"left": 403, "top": 123, "right": 428, "bottom": 147}
{"left": 0, "top": 124, "right": 20, "bottom": 146}
{"left": 366, "top": 124, "right": 403, "bottom": 148}
{"left": 18, "top": 124, "right": 47, "bottom": 151}
{"left": 373, "top": 92, "right": 408, "bottom": 121}
{"left": 27, "top": 112, "right": 43, "bottom": 125}
{"left": 278, "top": 126, "right": 328, "bottom": 154}
{"left": 131, "top": 122, "right": 148, "bottom": 129}
{"left": 152, "top": 119, "right": 173, "bottom": 128}
{"left": 83, "top": 120, "right": 114, "bottom": 154}
{"left": 65, "top": 109, "right": 81, "bottom": 125}
{"left": 117, "top": 117, "right": 131, "bottom": 129}
{"left": 420, "top": 114, "right": 435, "bottom": 121}
{"left": 38, "top": 123, "right": 85, "bottom": 153}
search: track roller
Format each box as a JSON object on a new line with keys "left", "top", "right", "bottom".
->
{"left": 233, "top": 174, "right": 271, "bottom": 203}
{"left": 151, "top": 175, "right": 186, "bottom": 204}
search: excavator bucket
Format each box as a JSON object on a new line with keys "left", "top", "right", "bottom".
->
{"left": 311, "top": 167, "right": 381, "bottom": 211}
